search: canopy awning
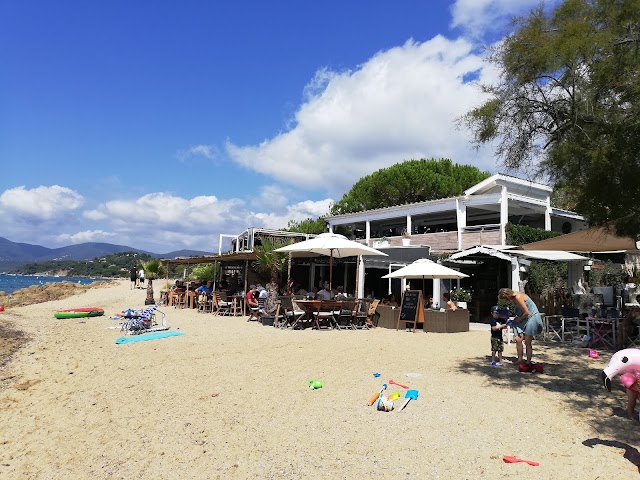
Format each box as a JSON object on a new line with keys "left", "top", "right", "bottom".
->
{"left": 519, "top": 226, "right": 639, "bottom": 253}
{"left": 448, "top": 245, "right": 588, "bottom": 262}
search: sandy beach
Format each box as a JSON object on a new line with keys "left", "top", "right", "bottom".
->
{"left": 1, "top": 280, "right": 639, "bottom": 479}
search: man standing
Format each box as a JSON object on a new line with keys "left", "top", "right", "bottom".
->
{"left": 130, "top": 266, "right": 138, "bottom": 290}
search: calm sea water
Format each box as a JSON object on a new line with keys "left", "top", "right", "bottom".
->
{"left": 0, "top": 274, "right": 106, "bottom": 295}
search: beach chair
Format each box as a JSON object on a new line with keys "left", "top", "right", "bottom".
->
{"left": 121, "top": 303, "right": 167, "bottom": 335}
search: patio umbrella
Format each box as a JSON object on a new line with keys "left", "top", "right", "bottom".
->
{"left": 274, "top": 233, "right": 387, "bottom": 289}
{"left": 382, "top": 258, "right": 468, "bottom": 295}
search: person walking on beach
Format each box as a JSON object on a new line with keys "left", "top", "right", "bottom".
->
{"left": 138, "top": 268, "right": 145, "bottom": 289}
{"left": 498, "top": 288, "right": 543, "bottom": 368}
{"left": 130, "top": 266, "right": 138, "bottom": 290}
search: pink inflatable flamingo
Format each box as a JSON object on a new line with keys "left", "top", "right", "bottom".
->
{"left": 602, "top": 348, "right": 640, "bottom": 392}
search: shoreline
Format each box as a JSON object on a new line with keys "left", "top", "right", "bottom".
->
{"left": 1, "top": 279, "right": 639, "bottom": 478}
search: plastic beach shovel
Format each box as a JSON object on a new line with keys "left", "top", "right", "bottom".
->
{"left": 503, "top": 456, "right": 539, "bottom": 466}
{"left": 368, "top": 384, "right": 387, "bottom": 406}
{"left": 399, "top": 389, "right": 419, "bottom": 411}
{"left": 389, "top": 379, "right": 410, "bottom": 389}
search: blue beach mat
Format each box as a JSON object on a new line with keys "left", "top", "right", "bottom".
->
{"left": 115, "top": 331, "right": 184, "bottom": 344}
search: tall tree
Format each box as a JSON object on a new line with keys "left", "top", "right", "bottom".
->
{"left": 462, "top": 0, "right": 640, "bottom": 237}
{"left": 286, "top": 217, "right": 327, "bottom": 234}
{"left": 330, "top": 158, "right": 490, "bottom": 215}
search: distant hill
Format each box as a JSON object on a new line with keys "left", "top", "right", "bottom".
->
{"left": 0, "top": 236, "right": 211, "bottom": 271}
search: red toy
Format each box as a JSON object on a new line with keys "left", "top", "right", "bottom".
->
{"left": 503, "top": 455, "right": 539, "bottom": 466}
{"left": 388, "top": 379, "right": 409, "bottom": 389}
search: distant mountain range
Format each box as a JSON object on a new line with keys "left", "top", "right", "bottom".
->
{"left": 0, "top": 236, "right": 211, "bottom": 271}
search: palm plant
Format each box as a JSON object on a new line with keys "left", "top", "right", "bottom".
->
{"left": 253, "top": 239, "right": 291, "bottom": 286}
{"left": 139, "top": 259, "right": 166, "bottom": 305}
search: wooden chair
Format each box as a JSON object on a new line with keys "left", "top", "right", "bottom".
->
{"left": 353, "top": 299, "right": 372, "bottom": 329}
{"left": 278, "top": 296, "right": 304, "bottom": 329}
{"left": 197, "top": 293, "right": 213, "bottom": 313}
{"left": 212, "top": 292, "right": 231, "bottom": 316}
{"left": 336, "top": 299, "right": 356, "bottom": 330}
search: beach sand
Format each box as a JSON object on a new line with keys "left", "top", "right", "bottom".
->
{"left": 1, "top": 279, "right": 639, "bottom": 479}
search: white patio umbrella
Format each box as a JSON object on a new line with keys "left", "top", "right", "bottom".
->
{"left": 274, "top": 233, "right": 387, "bottom": 289}
{"left": 382, "top": 258, "right": 468, "bottom": 295}
{"left": 382, "top": 258, "right": 468, "bottom": 280}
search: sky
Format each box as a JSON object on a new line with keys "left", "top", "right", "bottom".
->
{"left": 0, "top": 0, "right": 555, "bottom": 255}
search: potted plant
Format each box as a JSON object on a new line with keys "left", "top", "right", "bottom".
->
{"left": 450, "top": 287, "right": 472, "bottom": 309}
{"left": 374, "top": 237, "right": 390, "bottom": 248}
{"left": 401, "top": 229, "right": 411, "bottom": 246}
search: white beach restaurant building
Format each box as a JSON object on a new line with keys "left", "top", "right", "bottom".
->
{"left": 324, "top": 174, "right": 587, "bottom": 322}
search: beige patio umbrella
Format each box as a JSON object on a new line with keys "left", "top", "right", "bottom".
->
{"left": 274, "top": 233, "right": 387, "bottom": 289}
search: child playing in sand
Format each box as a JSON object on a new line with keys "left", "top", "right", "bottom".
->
{"left": 489, "top": 305, "right": 508, "bottom": 366}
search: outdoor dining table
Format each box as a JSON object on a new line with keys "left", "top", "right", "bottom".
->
{"left": 293, "top": 299, "right": 344, "bottom": 330}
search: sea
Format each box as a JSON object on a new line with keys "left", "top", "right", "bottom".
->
{"left": 0, "top": 274, "right": 107, "bottom": 295}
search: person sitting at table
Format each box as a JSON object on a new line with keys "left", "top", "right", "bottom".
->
{"left": 196, "top": 281, "right": 213, "bottom": 296}
{"left": 246, "top": 285, "right": 259, "bottom": 321}
{"left": 317, "top": 283, "right": 333, "bottom": 300}
{"left": 443, "top": 292, "right": 457, "bottom": 311}
{"left": 306, "top": 287, "right": 318, "bottom": 299}
{"left": 334, "top": 286, "right": 348, "bottom": 301}
{"left": 381, "top": 294, "right": 398, "bottom": 307}
{"left": 619, "top": 295, "right": 640, "bottom": 348}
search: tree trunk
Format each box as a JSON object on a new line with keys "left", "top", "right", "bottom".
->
{"left": 145, "top": 279, "right": 155, "bottom": 305}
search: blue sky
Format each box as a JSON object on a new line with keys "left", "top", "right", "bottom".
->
{"left": 0, "top": 0, "right": 553, "bottom": 254}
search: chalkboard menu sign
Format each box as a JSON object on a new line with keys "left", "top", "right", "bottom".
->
{"left": 397, "top": 290, "right": 424, "bottom": 332}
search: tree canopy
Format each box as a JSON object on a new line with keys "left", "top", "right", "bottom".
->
{"left": 329, "top": 158, "right": 490, "bottom": 215}
{"left": 463, "top": 0, "right": 640, "bottom": 238}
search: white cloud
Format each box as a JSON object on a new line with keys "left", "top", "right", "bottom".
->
{"left": 0, "top": 185, "right": 83, "bottom": 221}
{"left": 56, "top": 230, "right": 117, "bottom": 244}
{"left": 251, "top": 185, "right": 289, "bottom": 211}
{"left": 251, "top": 198, "right": 334, "bottom": 230}
{"left": 450, "top": 0, "right": 560, "bottom": 37}
{"left": 226, "top": 36, "right": 499, "bottom": 196}
{"left": 177, "top": 144, "right": 220, "bottom": 162}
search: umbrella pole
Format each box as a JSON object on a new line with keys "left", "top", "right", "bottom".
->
{"left": 329, "top": 253, "right": 333, "bottom": 290}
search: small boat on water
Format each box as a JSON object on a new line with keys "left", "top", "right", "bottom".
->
{"left": 54, "top": 308, "right": 104, "bottom": 319}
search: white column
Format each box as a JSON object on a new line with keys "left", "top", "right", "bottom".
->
{"left": 500, "top": 187, "right": 509, "bottom": 246}
{"left": 328, "top": 224, "right": 334, "bottom": 233}
{"left": 456, "top": 199, "right": 467, "bottom": 250}
{"left": 406, "top": 215, "right": 412, "bottom": 235}
{"left": 433, "top": 279, "right": 442, "bottom": 308}
{"left": 365, "top": 221, "right": 371, "bottom": 246}
{"left": 357, "top": 256, "right": 365, "bottom": 297}
{"left": 510, "top": 256, "right": 520, "bottom": 290}
{"left": 544, "top": 198, "right": 552, "bottom": 231}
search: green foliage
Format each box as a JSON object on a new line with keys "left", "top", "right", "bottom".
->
{"left": 506, "top": 224, "right": 560, "bottom": 246}
{"left": 253, "top": 239, "right": 291, "bottom": 283}
{"left": 527, "top": 261, "right": 568, "bottom": 299}
{"left": 463, "top": 0, "right": 640, "bottom": 237}
{"left": 139, "top": 259, "right": 166, "bottom": 281}
{"left": 450, "top": 287, "right": 472, "bottom": 302}
{"left": 14, "top": 252, "right": 156, "bottom": 277}
{"left": 190, "top": 263, "right": 219, "bottom": 282}
{"left": 286, "top": 217, "right": 327, "bottom": 234}
{"left": 497, "top": 298, "right": 516, "bottom": 314}
{"left": 330, "top": 158, "right": 490, "bottom": 215}
{"left": 589, "top": 260, "right": 627, "bottom": 288}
